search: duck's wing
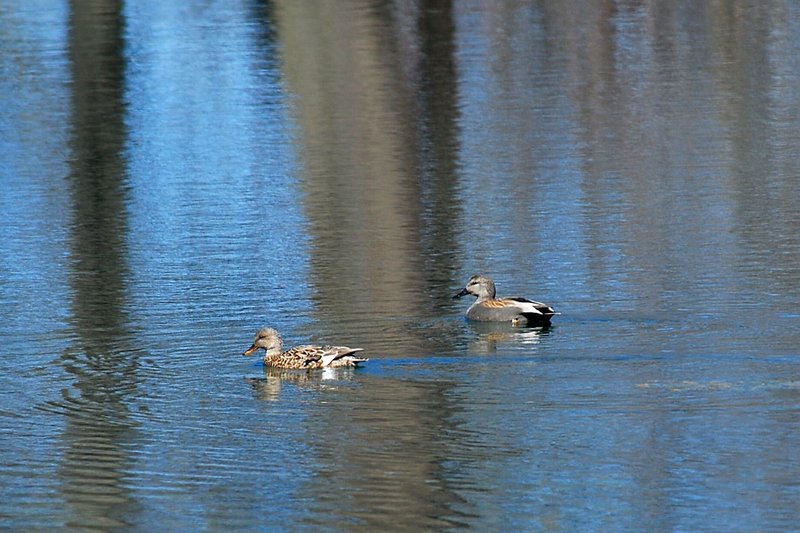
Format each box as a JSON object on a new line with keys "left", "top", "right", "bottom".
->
{"left": 288, "top": 345, "right": 364, "bottom": 367}
{"left": 280, "top": 345, "right": 325, "bottom": 366}
{"left": 504, "top": 297, "right": 557, "bottom": 316}
{"left": 318, "top": 346, "right": 365, "bottom": 367}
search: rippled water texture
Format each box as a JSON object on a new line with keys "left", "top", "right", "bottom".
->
{"left": 2, "top": 1, "right": 800, "bottom": 531}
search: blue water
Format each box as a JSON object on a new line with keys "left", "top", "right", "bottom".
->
{"left": 2, "top": 1, "right": 800, "bottom": 531}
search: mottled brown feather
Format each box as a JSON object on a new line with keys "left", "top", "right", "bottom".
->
{"left": 243, "top": 327, "right": 367, "bottom": 369}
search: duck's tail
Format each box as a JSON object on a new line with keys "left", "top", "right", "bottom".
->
{"left": 522, "top": 307, "right": 558, "bottom": 326}
{"left": 325, "top": 355, "right": 368, "bottom": 368}
{"left": 321, "top": 348, "right": 367, "bottom": 367}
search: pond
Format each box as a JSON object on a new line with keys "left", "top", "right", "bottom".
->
{"left": 2, "top": 1, "right": 799, "bottom": 531}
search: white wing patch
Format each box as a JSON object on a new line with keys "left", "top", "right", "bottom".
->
{"left": 511, "top": 298, "right": 544, "bottom": 315}
{"left": 321, "top": 353, "right": 341, "bottom": 367}
{"left": 320, "top": 347, "right": 364, "bottom": 367}
{"left": 513, "top": 300, "right": 544, "bottom": 315}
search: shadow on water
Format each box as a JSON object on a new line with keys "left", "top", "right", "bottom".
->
{"left": 268, "top": 7, "right": 480, "bottom": 526}
{"left": 40, "top": 2, "right": 141, "bottom": 528}
{"left": 275, "top": 0, "right": 463, "bottom": 354}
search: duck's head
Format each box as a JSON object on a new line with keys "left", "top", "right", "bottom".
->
{"left": 243, "top": 327, "right": 283, "bottom": 357}
{"left": 453, "top": 274, "right": 497, "bottom": 300}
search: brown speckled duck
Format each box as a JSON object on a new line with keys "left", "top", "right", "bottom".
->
{"left": 453, "top": 274, "right": 557, "bottom": 327}
{"left": 242, "top": 327, "right": 368, "bottom": 369}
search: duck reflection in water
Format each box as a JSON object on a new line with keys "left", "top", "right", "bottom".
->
{"left": 465, "top": 320, "right": 549, "bottom": 354}
{"left": 245, "top": 367, "right": 358, "bottom": 402}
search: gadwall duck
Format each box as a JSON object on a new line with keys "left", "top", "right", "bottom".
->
{"left": 453, "top": 275, "right": 557, "bottom": 326}
{"left": 243, "top": 327, "right": 368, "bottom": 369}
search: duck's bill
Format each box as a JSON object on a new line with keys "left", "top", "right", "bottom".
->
{"left": 243, "top": 345, "right": 258, "bottom": 356}
{"left": 453, "top": 288, "right": 469, "bottom": 299}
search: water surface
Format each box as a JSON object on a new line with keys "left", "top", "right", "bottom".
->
{"left": 2, "top": 1, "right": 800, "bottom": 531}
